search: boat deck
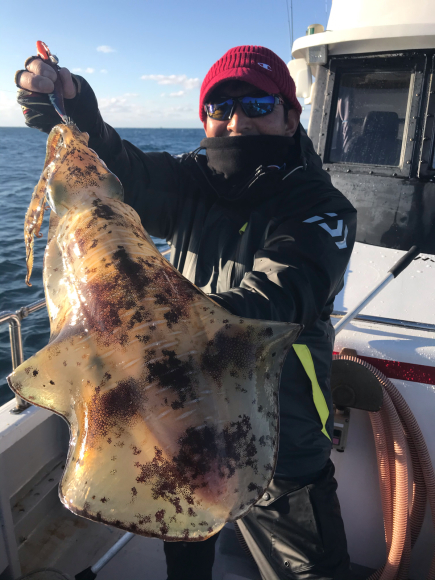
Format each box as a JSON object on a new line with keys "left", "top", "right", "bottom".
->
{"left": 16, "top": 499, "right": 263, "bottom": 580}
{"left": 15, "top": 499, "right": 374, "bottom": 580}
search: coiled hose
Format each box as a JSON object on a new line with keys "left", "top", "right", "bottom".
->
{"left": 334, "top": 355, "right": 435, "bottom": 580}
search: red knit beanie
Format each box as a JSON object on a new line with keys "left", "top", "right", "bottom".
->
{"left": 199, "top": 45, "right": 302, "bottom": 126}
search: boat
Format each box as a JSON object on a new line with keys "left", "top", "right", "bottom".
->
{"left": 1, "top": 0, "right": 434, "bottom": 578}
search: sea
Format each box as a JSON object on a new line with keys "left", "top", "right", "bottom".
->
{"left": 0, "top": 127, "right": 205, "bottom": 406}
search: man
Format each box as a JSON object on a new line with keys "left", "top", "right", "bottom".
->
{"left": 15, "top": 45, "right": 356, "bottom": 580}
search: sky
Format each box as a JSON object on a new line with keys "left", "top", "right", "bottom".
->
{"left": 0, "top": 0, "right": 330, "bottom": 129}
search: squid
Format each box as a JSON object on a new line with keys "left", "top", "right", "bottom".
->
{"left": 7, "top": 124, "right": 301, "bottom": 541}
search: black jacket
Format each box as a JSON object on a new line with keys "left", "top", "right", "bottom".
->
{"left": 21, "top": 77, "right": 357, "bottom": 477}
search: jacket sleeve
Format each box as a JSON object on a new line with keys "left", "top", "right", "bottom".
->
{"left": 18, "top": 75, "right": 188, "bottom": 240}
{"left": 89, "top": 128, "right": 190, "bottom": 241}
{"left": 76, "top": 78, "right": 190, "bottom": 240}
{"left": 209, "top": 205, "right": 356, "bottom": 328}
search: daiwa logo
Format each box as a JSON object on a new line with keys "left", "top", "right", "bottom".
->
{"left": 303, "top": 213, "right": 348, "bottom": 249}
{"left": 258, "top": 63, "right": 272, "bottom": 71}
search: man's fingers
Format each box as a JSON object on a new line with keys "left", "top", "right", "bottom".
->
{"left": 26, "top": 58, "right": 57, "bottom": 82}
{"left": 17, "top": 70, "right": 54, "bottom": 93}
{"left": 17, "top": 58, "right": 76, "bottom": 99}
{"left": 16, "top": 57, "right": 56, "bottom": 93}
{"left": 59, "top": 68, "right": 77, "bottom": 99}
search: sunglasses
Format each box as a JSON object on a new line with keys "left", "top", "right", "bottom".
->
{"left": 204, "top": 94, "right": 284, "bottom": 121}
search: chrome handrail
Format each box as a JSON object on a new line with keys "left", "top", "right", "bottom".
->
{"left": 0, "top": 299, "right": 46, "bottom": 414}
{"left": 0, "top": 248, "right": 171, "bottom": 415}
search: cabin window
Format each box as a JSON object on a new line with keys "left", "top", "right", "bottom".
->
{"left": 328, "top": 71, "right": 412, "bottom": 166}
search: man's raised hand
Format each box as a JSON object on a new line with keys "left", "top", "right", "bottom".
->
{"left": 16, "top": 56, "right": 76, "bottom": 99}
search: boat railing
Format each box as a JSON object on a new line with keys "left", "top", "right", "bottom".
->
{"left": 0, "top": 298, "right": 46, "bottom": 413}
{"left": 1, "top": 299, "right": 434, "bottom": 415}
{"left": 0, "top": 248, "right": 173, "bottom": 414}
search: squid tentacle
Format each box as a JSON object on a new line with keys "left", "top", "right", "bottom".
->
{"left": 24, "top": 128, "right": 63, "bottom": 285}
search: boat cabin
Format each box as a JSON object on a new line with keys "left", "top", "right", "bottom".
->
{"left": 289, "top": 1, "right": 435, "bottom": 578}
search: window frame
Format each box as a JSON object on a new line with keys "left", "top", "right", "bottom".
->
{"left": 418, "top": 55, "right": 435, "bottom": 178}
{"left": 318, "top": 53, "right": 427, "bottom": 179}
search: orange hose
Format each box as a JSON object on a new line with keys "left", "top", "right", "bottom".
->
{"left": 397, "top": 525, "right": 411, "bottom": 580}
{"left": 384, "top": 405, "right": 396, "bottom": 556}
{"left": 334, "top": 355, "right": 435, "bottom": 579}
{"left": 369, "top": 408, "right": 394, "bottom": 553}
{"left": 367, "top": 407, "right": 393, "bottom": 580}
{"left": 379, "top": 388, "right": 409, "bottom": 580}
{"left": 403, "top": 421, "right": 427, "bottom": 549}
{"left": 369, "top": 363, "right": 435, "bottom": 580}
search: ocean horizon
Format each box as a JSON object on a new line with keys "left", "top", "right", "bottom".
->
{"left": 0, "top": 127, "right": 205, "bottom": 406}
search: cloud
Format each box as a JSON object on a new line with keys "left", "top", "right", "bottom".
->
{"left": 72, "top": 67, "right": 95, "bottom": 74}
{"left": 100, "top": 69, "right": 108, "bottom": 74}
{"left": 96, "top": 93, "right": 199, "bottom": 128}
{"left": 141, "top": 74, "right": 200, "bottom": 90}
{"left": 169, "top": 106, "right": 193, "bottom": 113}
{"left": 160, "top": 91, "right": 186, "bottom": 98}
{"left": 0, "top": 91, "right": 25, "bottom": 126}
{"left": 97, "top": 45, "right": 116, "bottom": 53}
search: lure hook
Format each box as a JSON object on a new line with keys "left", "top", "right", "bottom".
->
{"left": 36, "top": 40, "right": 71, "bottom": 125}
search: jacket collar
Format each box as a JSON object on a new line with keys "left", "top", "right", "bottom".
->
{"left": 192, "top": 126, "right": 308, "bottom": 205}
